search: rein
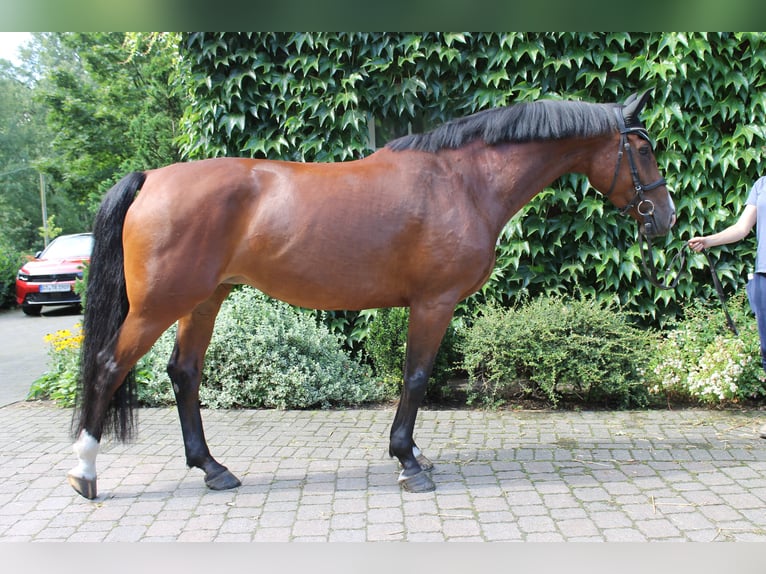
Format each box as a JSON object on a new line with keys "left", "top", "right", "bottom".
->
{"left": 638, "top": 234, "right": 739, "bottom": 335}
{"left": 607, "top": 105, "right": 737, "bottom": 335}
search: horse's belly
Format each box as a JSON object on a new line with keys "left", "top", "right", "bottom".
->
{"left": 234, "top": 263, "right": 408, "bottom": 310}
{"left": 229, "top": 237, "right": 492, "bottom": 311}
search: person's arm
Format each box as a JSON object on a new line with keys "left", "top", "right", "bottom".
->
{"left": 688, "top": 204, "right": 757, "bottom": 252}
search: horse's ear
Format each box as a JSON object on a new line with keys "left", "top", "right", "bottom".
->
{"left": 622, "top": 89, "right": 652, "bottom": 125}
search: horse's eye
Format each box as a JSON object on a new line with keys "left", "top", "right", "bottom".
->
{"left": 638, "top": 146, "right": 651, "bottom": 156}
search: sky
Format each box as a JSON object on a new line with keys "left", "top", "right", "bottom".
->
{"left": 0, "top": 32, "right": 32, "bottom": 66}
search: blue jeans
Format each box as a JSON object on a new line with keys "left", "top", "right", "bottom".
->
{"left": 746, "top": 273, "right": 766, "bottom": 372}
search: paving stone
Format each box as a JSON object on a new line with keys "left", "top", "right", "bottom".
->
{"left": 551, "top": 507, "right": 588, "bottom": 521}
{"left": 406, "top": 530, "right": 445, "bottom": 541}
{"left": 367, "top": 522, "right": 406, "bottom": 541}
{"left": 367, "top": 506, "right": 403, "bottom": 524}
{"left": 104, "top": 524, "right": 147, "bottom": 542}
{"left": 251, "top": 527, "right": 291, "bottom": 542}
{"left": 558, "top": 517, "right": 599, "bottom": 537}
{"left": 603, "top": 528, "right": 647, "bottom": 541}
{"left": 481, "top": 521, "right": 522, "bottom": 541}
{"left": 291, "top": 519, "right": 330, "bottom": 537}
{"left": 330, "top": 512, "right": 366, "bottom": 529}
{"left": 2, "top": 403, "right": 765, "bottom": 542}
{"left": 258, "top": 510, "right": 296, "bottom": 528}
{"left": 518, "top": 514, "right": 557, "bottom": 533}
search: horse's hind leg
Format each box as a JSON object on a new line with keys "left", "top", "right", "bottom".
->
{"left": 69, "top": 314, "right": 170, "bottom": 499}
{"left": 389, "top": 299, "right": 455, "bottom": 493}
{"left": 167, "top": 285, "right": 240, "bottom": 491}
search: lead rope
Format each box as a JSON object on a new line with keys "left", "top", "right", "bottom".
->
{"left": 702, "top": 250, "right": 739, "bottom": 336}
{"left": 638, "top": 234, "right": 738, "bottom": 335}
{"left": 637, "top": 233, "right": 687, "bottom": 290}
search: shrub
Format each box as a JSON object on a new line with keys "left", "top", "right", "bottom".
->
{"left": 0, "top": 236, "right": 25, "bottom": 309}
{"left": 74, "top": 262, "right": 89, "bottom": 310}
{"left": 461, "top": 294, "right": 654, "bottom": 409}
{"left": 138, "top": 287, "right": 388, "bottom": 409}
{"left": 644, "top": 292, "right": 765, "bottom": 405}
{"left": 31, "top": 288, "right": 389, "bottom": 410}
{"left": 363, "top": 308, "right": 407, "bottom": 396}
{"left": 363, "top": 307, "right": 463, "bottom": 401}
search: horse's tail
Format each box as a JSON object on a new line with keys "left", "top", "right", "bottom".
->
{"left": 73, "top": 171, "right": 147, "bottom": 443}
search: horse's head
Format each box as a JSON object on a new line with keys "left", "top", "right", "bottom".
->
{"left": 596, "top": 90, "right": 676, "bottom": 238}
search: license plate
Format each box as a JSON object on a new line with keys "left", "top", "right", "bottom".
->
{"left": 40, "top": 283, "right": 72, "bottom": 293}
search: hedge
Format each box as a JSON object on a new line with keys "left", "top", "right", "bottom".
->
{"left": 177, "top": 32, "right": 766, "bottom": 331}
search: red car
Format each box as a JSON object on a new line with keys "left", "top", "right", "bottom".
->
{"left": 15, "top": 233, "right": 93, "bottom": 316}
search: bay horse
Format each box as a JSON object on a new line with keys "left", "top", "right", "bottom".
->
{"left": 68, "top": 90, "right": 675, "bottom": 499}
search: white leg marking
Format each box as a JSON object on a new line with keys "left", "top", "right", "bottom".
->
{"left": 398, "top": 446, "right": 425, "bottom": 481}
{"left": 69, "top": 430, "right": 99, "bottom": 480}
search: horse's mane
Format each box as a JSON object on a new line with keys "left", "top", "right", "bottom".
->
{"left": 386, "top": 100, "right": 618, "bottom": 153}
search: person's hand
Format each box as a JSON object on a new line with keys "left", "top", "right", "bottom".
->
{"left": 687, "top": 237, "right": 709, "bottom": 252}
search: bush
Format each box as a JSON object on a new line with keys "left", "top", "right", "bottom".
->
{"left": 644, "top": 292, "right": 766, "bottom": 405}
{"left": 461, "top": 294, "right": 654, "bottom": 409}
{"left": 0, "top": 236, "right": 25, "bottom": 309}
{"left": 32, "top": 285, "right": 766, "bottom": 412}
{"left": 363, "top": 307, "right": 463, "bottom": 402}
{"left": 138, "top": 287, "right": 388, "bottom": 409}
{"left": 74, "top": 262, "right": 88, "bottom": 310}
{"left": 30, "top": 288, "right": 389, "bottom": 410}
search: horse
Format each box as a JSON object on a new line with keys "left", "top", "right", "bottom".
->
{"left": 67, "top": 90, "right": 675, "bottom": 499}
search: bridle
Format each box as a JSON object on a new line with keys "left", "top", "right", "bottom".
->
{"left": 605, "top": 106, "right": 667, "bottom": 220}
{"left": 605, "top": 106, "right": 680, "bottom": 288}
{"left": 604, "top": 107, "right": 737, "bottom": 334}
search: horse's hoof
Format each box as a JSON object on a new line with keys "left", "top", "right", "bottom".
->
{"left": 416, "top": 453, "right": 434, "bottom": 471}
{"left": 398, "top": 453, "right": 435, "bottom": 472}
{"left": 205, "top": 467, "right": 241, "bottom": 491}
{"left": 67, "top": 473, "right": 97, "bottom": 499}
{"left": 399, "top": 470, "right": 436, "bottom": 493}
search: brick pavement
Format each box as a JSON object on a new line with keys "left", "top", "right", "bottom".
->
{"left": 1, "top": 401, "right": 765, "bottom": 542}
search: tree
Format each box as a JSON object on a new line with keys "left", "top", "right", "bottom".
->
{"left": 0, "top": 59, "right": 53, "bottom": 251}
{"left": 25, "top": 32, "right": 184, "bottom": 216}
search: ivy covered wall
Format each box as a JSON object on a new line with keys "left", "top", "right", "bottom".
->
{"left": 178, "top": 32, "right": 766, "bottom": 325}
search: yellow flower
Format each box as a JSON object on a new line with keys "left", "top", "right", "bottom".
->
{"left": 46, "top": 324, "right": 84, "bottom": 353}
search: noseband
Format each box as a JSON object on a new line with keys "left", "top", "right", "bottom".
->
{"left": 605, "top": 107, "right": 667, "bottom": 219}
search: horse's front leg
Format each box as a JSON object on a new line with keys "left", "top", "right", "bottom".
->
{"left": 169, "top": 286, "right": 241, "bottom": 491}
{"left": 389, "top": 300, "right": 455, "bottom": 493}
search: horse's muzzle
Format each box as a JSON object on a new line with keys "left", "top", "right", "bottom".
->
{"left": 640, "top": 192, "right": 676, "bottom": 238}
{"left": 643, "top": 209, "right": 676, "bottom": 238}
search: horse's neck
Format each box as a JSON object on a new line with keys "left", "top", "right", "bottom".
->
{"left": 465, "top": 138, "right": 600, "bottom": 236}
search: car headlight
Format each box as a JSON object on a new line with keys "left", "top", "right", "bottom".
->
{"left": 17, "top": 271, "right": 30, "bottom": 281}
